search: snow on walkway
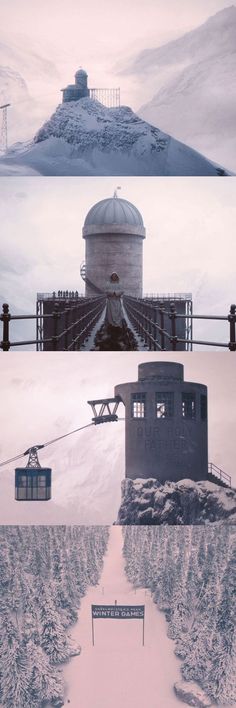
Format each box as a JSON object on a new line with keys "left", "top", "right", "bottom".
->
{"left": 63, "top": 526, "right": 183, "bottom": 707}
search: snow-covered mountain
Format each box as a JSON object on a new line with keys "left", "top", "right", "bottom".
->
{"left": 0, "top": 37, "right": 59, "bottom": 83}
{"left": 120, "top": 6, "right": 236, "bottom": 172}
{"left": 117, "top": 477, "right": 236, "bottom": 524}
{"left": 0, "top": 98, "right": 230, "bottom": 176}
{"left": 0, "top": 36, "right": 59, "bottom": 143}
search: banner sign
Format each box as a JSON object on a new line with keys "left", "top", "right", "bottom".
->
{"left": 91, "top": 604, "right": 145, "bottom": 619}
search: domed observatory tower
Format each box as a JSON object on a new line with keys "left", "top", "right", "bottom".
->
{"left": 62, "top": 68, "right": 90, "bottom": 103}
{"left": 115, "top": 361, "right": 208, "bottom": 483}
{"left": 82, "top": 192, "right": 146, "bottom": 297}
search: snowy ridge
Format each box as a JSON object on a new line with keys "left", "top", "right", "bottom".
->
{"left": 0, "top": 98, "right": 229, "bottom": 176}
{"left": 117, "top": 477, "right": 236, "bottom": 525}
{"left": 0, "top": 526, "right": 109, "bottom": 707}
{"left": 121, "top": 6, "right": 236, "bottom": 74}
{"left": 123, "top": 525, "right": 236, "bottom": 705}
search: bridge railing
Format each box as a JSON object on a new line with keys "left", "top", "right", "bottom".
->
{"left": 123, "top": 296, "right": 236, "bottom": 352}
{"left": 0, "top": 297, "right": 106, "bottom": 351}
{"left": 208, "top": 463, "right": 231, "bottom": 488}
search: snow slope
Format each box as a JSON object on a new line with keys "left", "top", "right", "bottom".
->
{"left": 117, "top": 477, "right": 236, "bottom": 525}
{"left": 62, "top": 526, "right": 182, "bottom": 708}
{"left": 0, "top": 98, "right": 229, "bottom": 176}
{"left": 120, "top": 6, "right": 236, "bottom": 171}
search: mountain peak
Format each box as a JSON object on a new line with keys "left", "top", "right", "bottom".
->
{"left": 0, "top": 96, "right": 230, "bottom": 176}
{"left": 206, "top": 4, "right": 236, "bottom": 24}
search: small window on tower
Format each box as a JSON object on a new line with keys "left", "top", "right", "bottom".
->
{"left": 182, "top": 393, "right": 196, "bottom": 419}
{"left": 201, "top": 395, "right": 207, "bottom": 420}
{"left": 156, "top": 392, "right": 174, "bottom": 418}
{"left": 132, "top": 393, "right": 146, "bottom": 418}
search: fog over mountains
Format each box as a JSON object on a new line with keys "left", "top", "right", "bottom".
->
{"left": 0, "top": 6, "right": 235, "bottom": 171}
{"left": 120, "top": 6, "right": 236, "bottom": 171}
{"left": 0, "top": 35, "right": 59, "bottom": 143}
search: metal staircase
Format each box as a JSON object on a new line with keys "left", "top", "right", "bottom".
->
{"left": 80, "top": 262, "right": 104, "bottom": 295}
{"left": 208, "top": 463, "right": 231, "bottom": 488}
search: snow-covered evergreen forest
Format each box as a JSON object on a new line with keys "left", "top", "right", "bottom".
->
{"left": 123, "top": 526, "right": 236, "bottom": 705}
{"left": 0, "top": 525, "right": 109, "bottom": 708}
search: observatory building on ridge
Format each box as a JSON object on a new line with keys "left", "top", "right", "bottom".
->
{"left": 62, "top": 68, "right": 90, "bottom": 103}
{"left": 61, "top": 68, "right": 120, "bottom": 108}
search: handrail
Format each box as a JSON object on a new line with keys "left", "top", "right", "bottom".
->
{"left": 1, "top": 298, "right": 106, "bottom": 351}
{"left": 208, "top": 462, "right": 231, "bottom": 487}
{"left": 123, "top": 296, "right": 236, "bottom": 352}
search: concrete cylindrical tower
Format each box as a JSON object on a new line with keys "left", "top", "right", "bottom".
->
{"left": 82, "top": 194, "right": 146, "bottom": 297}
{"left": 115, "top": 361, "right": 208, "bottom": 483}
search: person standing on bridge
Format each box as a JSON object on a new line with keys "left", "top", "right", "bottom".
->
{"left": 105, "top": 272, "right": 124, "bottom": 335}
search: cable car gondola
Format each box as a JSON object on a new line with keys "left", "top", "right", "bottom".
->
{"left": 0, "top": 405, "right": 122, "bottom": 501}
{"left": 15, "top": 446, "right": 51, "bottom": 501}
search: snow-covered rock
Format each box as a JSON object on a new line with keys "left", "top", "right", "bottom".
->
{"left": 174, "top": 681, "right": 212, "bottom": 707}
{"left": 0, "top": 98, "right": 229, "bottom": 176}
{"left": 120, "top": 6, "right": 236, "bottom": 172}
{"left": 116, "top": 477, "right": 236, "bottom": 525}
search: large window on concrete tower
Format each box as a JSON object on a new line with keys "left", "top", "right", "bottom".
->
{"left": 182, "top": 392, "right": 196, "bottom": 419}
{"left": 131, "top": 393, "right": 146, "bottom": 418}
{"left": 156, "top": 392, "right": 174, "bottom": 418}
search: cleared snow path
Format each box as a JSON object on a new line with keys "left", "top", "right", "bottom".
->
{"left": 62, "top": 526, "right": 183, "bottom": 707}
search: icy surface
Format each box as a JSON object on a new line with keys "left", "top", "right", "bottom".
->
{"left": 0, "top": 98, "right": 229, "bottom": 176}
{"left": 117, "top": 477, "right": 236, "bottom": 525}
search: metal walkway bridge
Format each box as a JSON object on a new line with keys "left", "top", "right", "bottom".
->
{"left": 1, "top": 296, "right": 236, "bottom": 351}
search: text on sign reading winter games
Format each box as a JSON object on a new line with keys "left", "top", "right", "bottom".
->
{"left": 91, "top": 604, "right": 145, "bottom": 619}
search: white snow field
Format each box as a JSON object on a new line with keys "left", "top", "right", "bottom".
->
{"left": 0, "top": 99, "right": 230, "bottom": 176}
{"left": 62, "top": 526, "right": 183, "bottom": 708}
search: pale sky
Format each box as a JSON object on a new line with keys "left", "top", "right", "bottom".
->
{"left": 1, "top": 0, "right": 231, "bottom": 59}
{"left": 0, "top": 351, "right": 235, "bottom": 525}
{"left": 0, "top": 176, "right": 235, "bottom": 348}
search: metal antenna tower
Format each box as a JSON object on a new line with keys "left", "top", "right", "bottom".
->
{"left": 0, "top": 103, "right": 10, "bottom": 151}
